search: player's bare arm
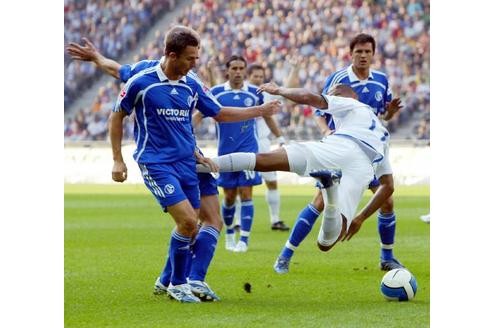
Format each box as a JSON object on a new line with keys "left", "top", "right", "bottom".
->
{"left": 66, "top": 37, "right": 121, "bottom": 79}
{"left": 383, "top": 97, "right": 403, "bottom": 121}
{"left": 263, "top": 115, "right": 285, "bottom": 145}
{"left": 258, "top": 83, "right": 327, "bottom": 109}
{"left": 213, "top": 100, "right": 281, "bottom": 122}
{"left": 192, "top": 111, "right": 204, "bottom": 128}
{"left": 343, "top": 174, "right": 395, "bottom": 241}
{"left": 109, "top": 110, "right": 128, "bottom": 182}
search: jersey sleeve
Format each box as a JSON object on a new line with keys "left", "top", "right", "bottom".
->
{"left": 194, "top": 82, "right": 222, "bottom": 118}
{"left": 119, "top": 60, "right": 159, "bottom": 83}
{"left": 322, "top": 72, "right": 337, "bottom": 94}
{"left": 113, "top": 78, "right": 142, "bottom": 115}
{"left": 374, "top": 145, "right": 393, "bottom": 178}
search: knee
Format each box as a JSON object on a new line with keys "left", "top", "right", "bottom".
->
{"left": 200, "top": 211, "right": 224, "bottom": 231}
{"left": 177, "top": 218, "right": 199, "bottom": 237}
{"left": 265, "top": 180, "right": 277, "bottom": 189}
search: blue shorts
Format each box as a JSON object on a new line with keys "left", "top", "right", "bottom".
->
{"left": 138, "top": 161, "right": 200, "bottom": 211}
{"left": 368, "top": 176, "right": 380, "bottom": 189}
{"left": 198, "top": 173, "right": 218, "bottom": 196}
{"left": 217, "top": 170, "right": 262, "bottom": 189}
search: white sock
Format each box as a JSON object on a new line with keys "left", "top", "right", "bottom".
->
{"left": 317, "top": 186, "right": 342, "bottom": 246}
{"left": 196, "top": 153, "right": 256, "bottom": 173}
{"left": 234, "top": 196, "right": 241, "bottom": 225}
{"left": 265, "top": 189, "right": 280, "bottom": 224}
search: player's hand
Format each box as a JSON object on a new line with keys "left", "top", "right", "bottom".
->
{"left": 195, "top": 150, "right": 219, "bottom": 172}
{"left": 260, "top": 100, "right": 281, "bottom": 117}
{"left": 112, "top": 161, "right": 127, "bottom": 182}
{"left": 276, "top": 135, "right": 286, "bottom": 147}
{"left": 385, "top": 97, "right": 403, "bottom": 118}
{"left": 257, "top": 82, "right": 281, "bottom": 95}
{"left": 66, "top": 37, "right": 99, "bottom": 62}
{"left": 342, "top": 215, "right": 365, "bottom": 241}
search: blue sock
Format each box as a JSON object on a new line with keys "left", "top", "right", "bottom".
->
{"left": 378, "top": 211, "right": 396, "bottom": 261}
{"left": 281, "top": 204, "right": 320, "bottom": 259}
{"left": 222, "top": 202, "right": 236, "bottom": 234}
{"left": 159, "top": 258, "right": 172, "bottom": 286}
{"left": 239, "top": 200, "right": 254, "bottom": 244}
{"left": 169, "top": 230, "right": 191, "bottom": 286}
{"left": 189, "top": 226, "right": 220, "bottom": 282}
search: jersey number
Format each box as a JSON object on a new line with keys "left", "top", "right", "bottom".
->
{"left": 369, "top": 119, "right": 389, "bottom": 141}
{"left": 244, "top": 170, "right": 256, "bottom": 180}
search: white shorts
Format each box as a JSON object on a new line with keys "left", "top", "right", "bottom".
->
{"left": 258, "top": 137, "right": 277, "bottom": 182}
{"left": 283, "top": 137, "right": 374, "bottom": 225}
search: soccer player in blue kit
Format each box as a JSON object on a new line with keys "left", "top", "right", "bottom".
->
{"left": 209, "top": 56, "right": 263, "bottom": 253}
{"left": 273, "top": 33, "right": 404, "bottom": 274}
{"left": 73, "top": 26, "right": 280, "bottom": 303}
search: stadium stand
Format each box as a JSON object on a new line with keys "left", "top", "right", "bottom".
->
{"left": 64, "top": 0, "right": 430, "bottom": 142}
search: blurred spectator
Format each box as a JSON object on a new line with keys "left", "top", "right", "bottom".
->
{"left": 65, "top": 0, "right": 430, "bottom": 142}
{"left": 64, "top": 0, "right": 176, "bottom": 108}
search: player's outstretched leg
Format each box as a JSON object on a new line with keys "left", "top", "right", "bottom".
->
{"left": 309, "top": 169, "right": 345, "bottom": 252}
{"left": 274, "top": 203, "right": 321, "bottom": 274}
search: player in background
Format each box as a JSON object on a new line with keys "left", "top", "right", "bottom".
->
{"left": 273, "top": 33, "right": 404, "bottom": 274}
{"left": 68, "top": 29, "right": 279, "bottom": 302}
{"left": 205, "top": 60, "right": 295, "bottom": 232}
{"left": 207, "top": 56, "right": 264, "bottom": 253}
{"left": 197, "top": 83, "right": 395, "bottom": 254}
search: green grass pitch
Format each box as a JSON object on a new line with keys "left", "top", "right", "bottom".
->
{"left": 65, "top": 184, "right": 429, "bottom": 327}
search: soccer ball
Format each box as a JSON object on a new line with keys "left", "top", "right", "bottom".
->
{"left": 380, "top": 268, "right": 418, "bottom": 301}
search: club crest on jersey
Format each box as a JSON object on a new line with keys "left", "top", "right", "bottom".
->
{"left": 119, "top": 89, "right": 126, "bottom": 98}
{"left": 164, "top": 184, "right": 175, "bottom": 194}
{"left": 244, "top": 98, "right": 254, "bottom": 106}
{"left": 374, "top": 91, "right": 383, "bottom": 102}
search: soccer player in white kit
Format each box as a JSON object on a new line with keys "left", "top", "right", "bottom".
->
{"left": 197, "top": 83, "right": 394, "bottom": 251}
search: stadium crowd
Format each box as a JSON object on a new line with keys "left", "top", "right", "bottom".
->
{"left": 64, "top": 0, "right": 177, "bottom": 109}
{"left": 64, "top": 0, "right": 430, "bottom": 142}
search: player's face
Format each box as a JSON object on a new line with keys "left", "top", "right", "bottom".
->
{"left": 227, "top": 60, "right": 246, "bottom": 85}
{"left": 351, "top": 42, "right": 374, "bottom": 70}
{"left": 248, "top": 69, "right": 265, "bottom": 86}
{"left": 174, "top": 45, "right": 199, "bottom": 76}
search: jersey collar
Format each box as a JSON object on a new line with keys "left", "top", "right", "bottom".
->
{"left": 156, "top": 57, "right": 188, "bottom": 83}
{"left": 347, "top": 65, "right": 374, "bottom": 82}
{"left": 224, "top": 81, "right": 249, "bottom": 91}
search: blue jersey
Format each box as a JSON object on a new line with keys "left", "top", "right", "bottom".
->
{"left": 114, "top": 65, "right": 221, "bottom": 164}
{"left": 318, "top": 65, "right": 392, "bottom": 130}
{"left": 210, "top": 82, "right": 263, "bottom": 155}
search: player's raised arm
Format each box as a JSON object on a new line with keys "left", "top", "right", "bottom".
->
{"left": 383, "top": 97, "right": 403, "bottom": 121}
{"left": 258, "top": 82, "right": 327, "bottom": 109}
{"left": 66, "top": 37, "right": 121, "bottom": 79}
{"left": 212, "top": 100, "right": 281, "bottom": 122}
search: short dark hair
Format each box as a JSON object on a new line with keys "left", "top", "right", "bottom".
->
{"left": 226, "top": 55, "right": 247, "bottom": 68}
{"left": 329, "top": 84, "right": 357, "bottom": 98}
{"left": 165, "top": 25, "right": 200, "bottom": 56}
{"left": 247, "top": 64, "right": 264, "bottom": 76}
{"left": 350, "top": 33, "right": 376, "bottom": 54}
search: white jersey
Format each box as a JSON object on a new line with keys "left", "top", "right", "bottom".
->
{"left": 320, "top": 95, "right": 389, "bottom": 163}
